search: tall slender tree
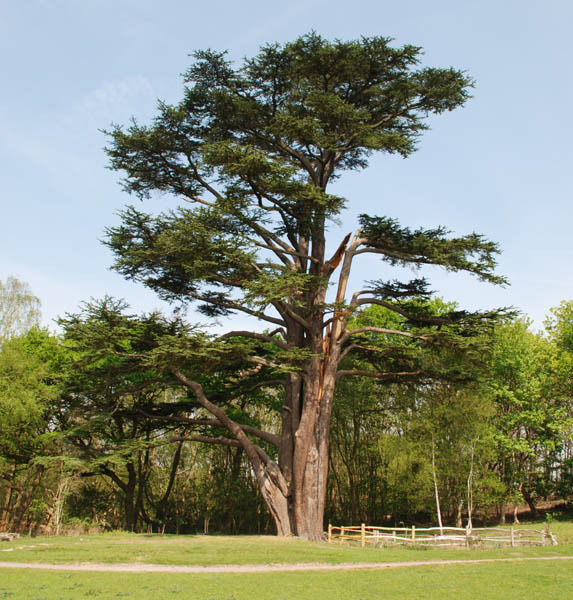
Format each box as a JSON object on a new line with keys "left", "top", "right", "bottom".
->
{"left": 104, "top": 33, "right": 506, "bottom": 540}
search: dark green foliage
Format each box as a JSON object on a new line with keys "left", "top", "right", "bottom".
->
{"left": 359, "top": 215, "right": 507, "bottom": 284}
{"left": 103, "top": 33, "right": 481, "bottom": 324}
{"left": 56, "top": 298, "right": 285, "bottom": 531}
{"left": 365, "top": 278, "right": 434, "bottom": 300}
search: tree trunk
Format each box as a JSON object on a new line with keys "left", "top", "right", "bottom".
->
{"left": 431, "top": 437, "right": 444, "bottom": 534}
{"left": 519, "top": 483, "right": 539, "bottom": 518}
{"left": 498, "top": 503, "right": 506, "bottom": 525}
{"left": 291, "top": 428, "right": 330, "bottom": 540}
{"left": 251, "top": 356, "right": 337, "bottom": 541}
{"left": 124, "top": 465, "right": 138, "bottom": 531}
{"left": 455, "top": 498, "right": 463, "bottom": 529}
{"left": 155, "top": 441, "right": 183, "bottom": 528}
{"left": 0, "top": 464, "right": 17, "bottom": 530}
{"left": 13, "top": 464, "right": 45, "bottom": 532}
{"left": 288, "top": 347, "right": 338, "bottom": 541}
{"left": 466, "top": 442, "right": 474, "bottom": 531}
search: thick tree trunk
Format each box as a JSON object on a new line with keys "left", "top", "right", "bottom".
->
{"left": 257, "top": 416, "right": 332, "bottom": 541}
{"left": 288, "top": 356, "right": 337, "bottom": 541}
{"left": 251, "top": 355, "right": 337, "bottom": 541}
{"left": 291, "top": 429, "right": 330, "bottom": 540}
{"left": 273, "top": 238, "right": 355, "bottom": 541}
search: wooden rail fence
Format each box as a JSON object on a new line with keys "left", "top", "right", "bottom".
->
{"left": 327, "top": 524, "right": 557, "bottom": 548}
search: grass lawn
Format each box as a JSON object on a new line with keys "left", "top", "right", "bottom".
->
{"left": 1, "top": 519, "right": 572, "bottom": 598}
{"left": 0, "top": 519, "right": 572, "bottom": 566}
{"left": 1, "top": 560, "right": 573, "bottom": 599}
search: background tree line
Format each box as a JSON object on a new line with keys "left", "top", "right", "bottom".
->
{"left": 1, "top": 276, "right": 571, "bottom": 535}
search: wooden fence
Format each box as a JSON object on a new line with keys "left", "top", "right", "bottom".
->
{"left": 328, "top": 524, "right": 557, "bottom": 548}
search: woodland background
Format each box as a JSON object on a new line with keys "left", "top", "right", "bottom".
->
{"left": 1, "top": 275, "right": 571, "bottom": 536}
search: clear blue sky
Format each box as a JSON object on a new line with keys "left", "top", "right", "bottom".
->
{"left": 1, "top": 0, "right": 571, "bottom": 331}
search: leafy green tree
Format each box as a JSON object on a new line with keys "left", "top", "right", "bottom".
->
{"left": 544, "top": 301, "right": 573, "bottom": 500}
{"left": 103, "top": 33, "right": 507, "bottom": 539}
{"left": 489, "top": 319, "right": 570, "bottom": 519}
{"left": 0, "top": 328, "right": 64, "bottom": 531}
{"left": 546, "top": 300, "right": 573, "bottom": 354}
{"left": 414, "top": 384, "right": 495, "bottom": 527}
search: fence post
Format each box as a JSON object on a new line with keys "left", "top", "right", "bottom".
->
{"left": 412, "top": 525, "right": 416, "bottom": 543}
{"left": 328, "top": 523, "right": 332, "bottom": 544}
{"left": 361, "top": 523, "right": 366, "bottom": 548}
{"left": 510, "top": 526, "right": 515, "bottom": 547}
{"left": 340, "top": 526, "right": 345, "bottom": 545}
{"left": 465, "top": 527, "right": 469, "bottom": 549}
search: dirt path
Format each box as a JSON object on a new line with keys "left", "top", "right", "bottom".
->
{"left": 1, "top": 556, "right": 572, "bottom": 573}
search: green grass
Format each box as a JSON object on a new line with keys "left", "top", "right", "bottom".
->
{"left": 0, "top": 520, "right": 572, "bottom": 566}
{"left": 1, "top": 520, "right": 572, "bottom": 599}
{"left": 1, "top": 560, "right": 573, "bottom": 599}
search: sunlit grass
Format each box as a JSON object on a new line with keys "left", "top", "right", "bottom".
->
{"left": 2, "top": 560, "right": 573, "bottom": 599}
{"left": 0, "top": 519, "right": 572, "bottom": 567}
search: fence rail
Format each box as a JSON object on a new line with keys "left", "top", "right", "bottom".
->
{"left": 327, "top": 524, "right": 557, "bottom": 548}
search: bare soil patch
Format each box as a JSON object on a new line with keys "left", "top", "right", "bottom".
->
{"left": 1, "top": 556, "right": 572, "bottom": 573}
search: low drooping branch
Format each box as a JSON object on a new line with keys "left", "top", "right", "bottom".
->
{"left": 184, "top": 290, "right": 286, "bottom": 326}
{"left": 171, "top": 368, "right": 291, "bottom": 531}
{"left": 171, "top": 369, "right": 269, "bottom": 473}
{"left": 246, "top": 356, "right": 283, "bottom": 370}
{"left": 139, "top": 413, "right": 280, "bottom": 447}
{"left": 338, "top": 343, "right": 400, "bottom": 362}
{"left": 152, "top": 434, "right": 241, "bottom": 448}
{"left": 273, "top": 300, "right": 311, "bottom": 331}
{"left": 341, "top": 326, "right": 430, "bottom": 344}
{"left": 336, "top": 369, "right": 426, "bottom": 381}
{"left": 353, "top": 297, "right": 446, "bottom": 325}
{"left": 218, "top": 330, "right": 290, "bottom": 350}
{"left": 100, "top": 466, "right": 128, "bottom": 493}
